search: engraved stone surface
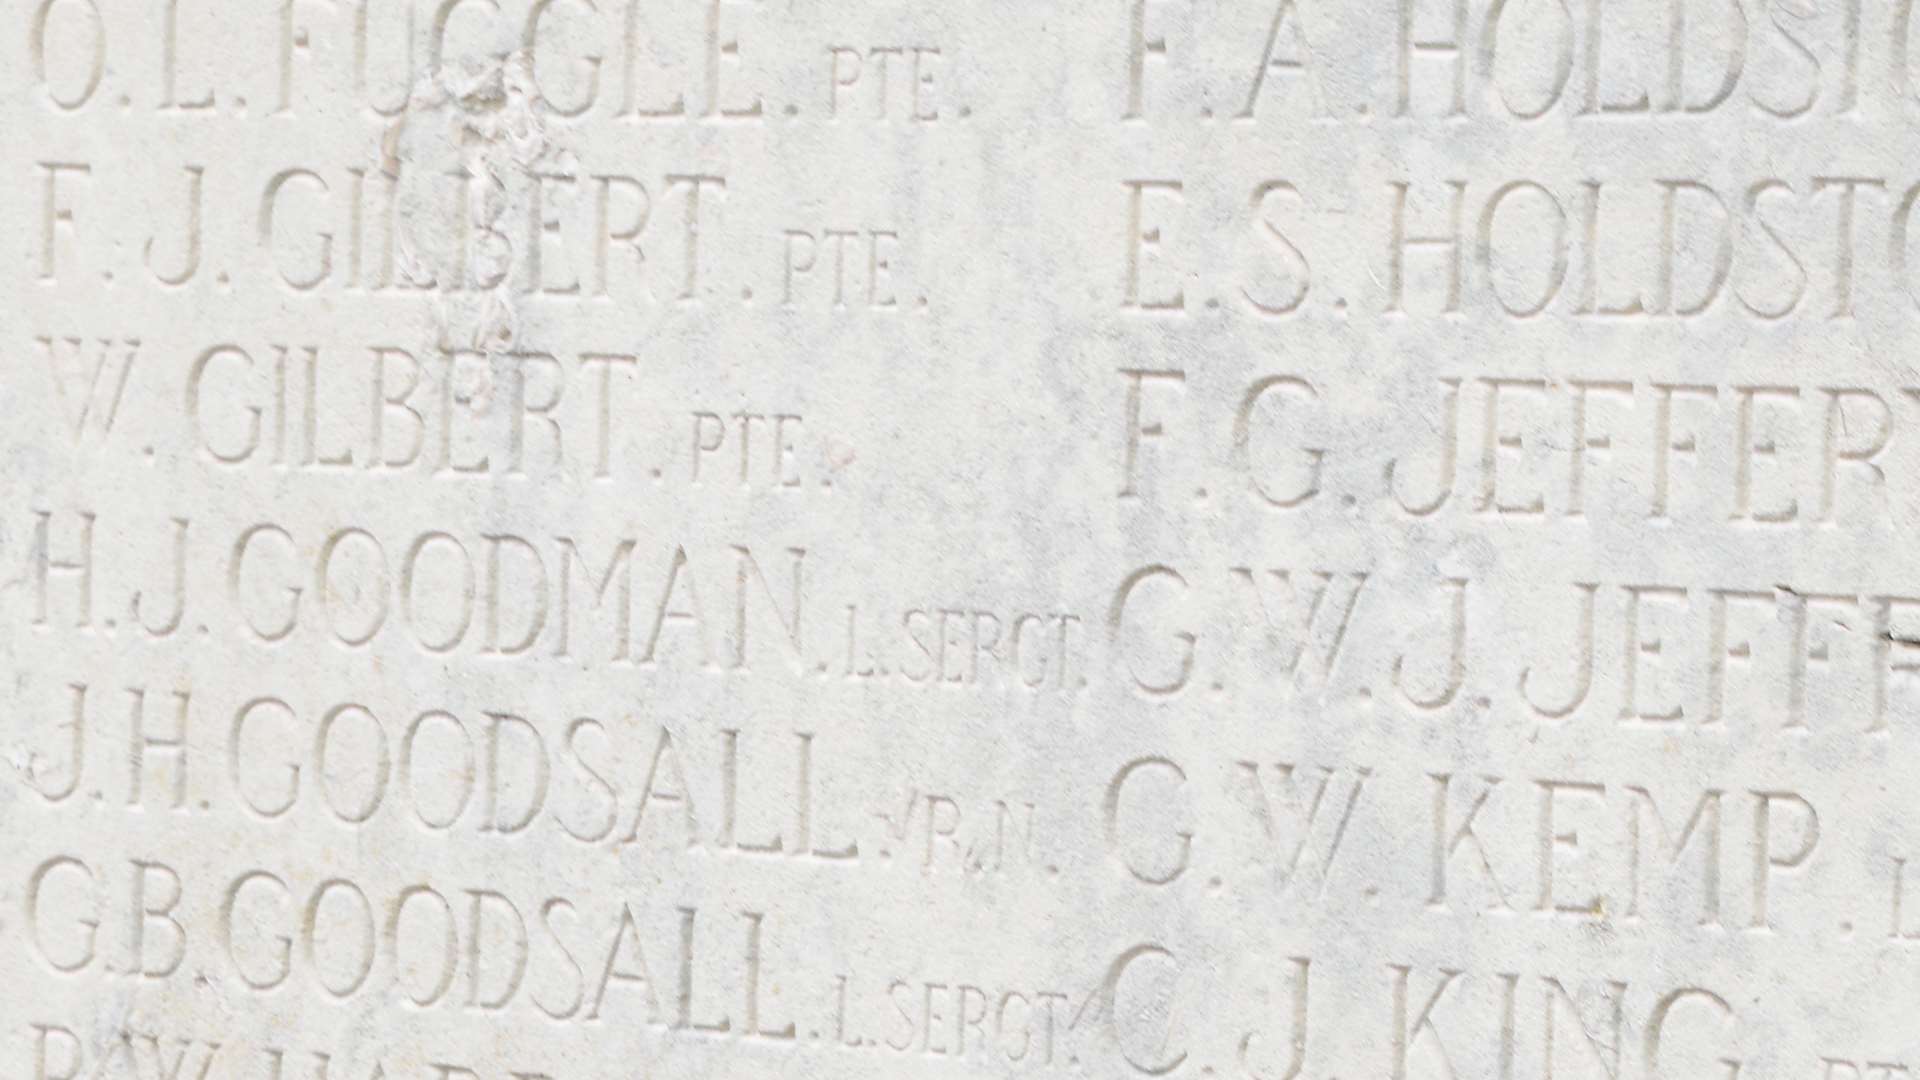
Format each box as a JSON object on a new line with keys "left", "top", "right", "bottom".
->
{"left": 3, "top": 0, "right": 1917, "bottom": 1076}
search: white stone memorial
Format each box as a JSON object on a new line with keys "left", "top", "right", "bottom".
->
{"left": 3, "top": 0, "right": 1917, "bottom": 1076}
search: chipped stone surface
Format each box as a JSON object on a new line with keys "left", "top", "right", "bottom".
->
{"left": 3, "top": 0, "right": 1919, "bottom": 1076}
